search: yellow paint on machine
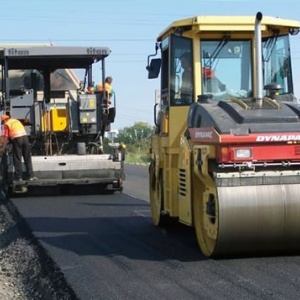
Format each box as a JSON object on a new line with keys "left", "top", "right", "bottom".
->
{"left": 41, "top": 107, "right": 67, "bottom": 132}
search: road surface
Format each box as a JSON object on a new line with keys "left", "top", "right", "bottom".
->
{"left": 11, "top": 164, "right": 300, "bottom": 300}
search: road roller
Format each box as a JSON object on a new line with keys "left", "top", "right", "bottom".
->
{"left": 146, "top": 12, "right": 300, "bottom": 257}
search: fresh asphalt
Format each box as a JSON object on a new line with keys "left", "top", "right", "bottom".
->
{"left": 11, "top": 164, "right": 300, "bottom": 300}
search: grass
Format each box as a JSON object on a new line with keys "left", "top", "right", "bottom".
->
{"left": 125, "top": 152, "right": 150, "bottom": 165}
{"left": 124, "top": 145, "right": 150, "bottom": 165}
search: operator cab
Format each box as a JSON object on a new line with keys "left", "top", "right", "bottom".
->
{"left": 147, "top": 14, "right": 299, "bottom": 134}
{"left": 147, "top": 15, "right": 299, "bottom": 102}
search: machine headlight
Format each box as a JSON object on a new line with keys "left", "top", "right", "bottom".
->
{"left": 235, "top": 148, "right": 252, "bottom": 159}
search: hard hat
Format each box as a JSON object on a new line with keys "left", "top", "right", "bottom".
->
{"left": 1, "top": 115, "right": 9, "bottom": 122}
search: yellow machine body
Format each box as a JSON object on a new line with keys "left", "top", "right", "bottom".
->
{"left": 41, "top": 107, "right": 68, "bottom": 132}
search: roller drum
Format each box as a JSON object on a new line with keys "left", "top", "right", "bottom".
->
{"left": 213, "top": 184, "right": 300, "bottom": 256}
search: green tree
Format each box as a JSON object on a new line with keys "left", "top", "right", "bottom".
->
{"left": 118, "top": 122, "right": 154, "bottom": 144}
{"left": 117, "top": 122, "right": 155, "bottom": 164}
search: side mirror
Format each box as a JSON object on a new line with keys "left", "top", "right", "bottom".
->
{"left": 146, "top": 58, "right": 161, "bottom": 79}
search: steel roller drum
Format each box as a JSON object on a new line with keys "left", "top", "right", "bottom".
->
{"left": 213, "top": 184, "right": 300, "bottom": 256}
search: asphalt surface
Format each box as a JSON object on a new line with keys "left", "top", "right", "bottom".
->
{"left": 10, "top": 164, "right": 300, "bottom": 300}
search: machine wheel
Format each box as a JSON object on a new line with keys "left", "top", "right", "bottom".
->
{"left": 149, "top": 162, "right": 171, "bottom": 226}
{"left": 0, "top": 171, "right": 13, "bottom": 200}
{"left": 193, "top": 184, "right": 219, "bottom": 257}
{"left": 0, "top": 182, "right": 8, "bottom": 201}
{"left": 149, "top": 161, "right": 162, "bottom": 226}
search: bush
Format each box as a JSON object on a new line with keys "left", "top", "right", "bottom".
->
{"left": 114, "top": 122, "right": 154, "bottom": 165}
{"left": 124, "top": 142, "right": 150, "bottom": 165}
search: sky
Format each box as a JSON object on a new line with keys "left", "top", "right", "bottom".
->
{"left": 1, "top": 0, "right": 300, "bottom": 130}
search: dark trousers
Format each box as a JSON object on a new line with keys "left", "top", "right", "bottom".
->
{"left": 11, "top": 136, "right": 34, "bottom": 180}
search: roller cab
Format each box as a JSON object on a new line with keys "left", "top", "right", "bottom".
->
{"left": 147, "top": 12, "right": 300, "bottom": 257}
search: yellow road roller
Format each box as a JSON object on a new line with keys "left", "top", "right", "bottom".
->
{"left": 146, "top": 12, "right": 300, "bottom": 257}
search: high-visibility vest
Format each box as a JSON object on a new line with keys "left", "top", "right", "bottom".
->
{"left": 95, "top": 82, "right": 112, "bottom": 105}
{"left": 5, "top": 119, "right": 27, "bottom": 139}
{"left": 96, "top": 82, "right": 112, "bottom": 94}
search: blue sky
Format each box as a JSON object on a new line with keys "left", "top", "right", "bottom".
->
{"left": 1, "top": 0, "right": 300, "bottom": 130}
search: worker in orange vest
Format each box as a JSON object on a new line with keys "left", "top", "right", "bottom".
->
{"left": 86, "top": 81, "right": 95, "bottom": 94}
{"left": 1, "top": 115, "right": 36, "bottom": 181}
{"left": 95, "top": 76, "right": 114, "bottom": 105}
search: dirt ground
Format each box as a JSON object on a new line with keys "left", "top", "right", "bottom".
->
{"left": 0, "top": 193, "right": 79, "bottom": 300}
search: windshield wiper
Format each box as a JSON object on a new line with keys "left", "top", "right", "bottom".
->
{"left": 263, "top": 30, "right": 279, "bottom": 62}
{"left": 204, "top": 35, "right": 230, "bottom": 68}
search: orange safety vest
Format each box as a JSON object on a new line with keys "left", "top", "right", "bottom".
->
{"left": 95, "top": 82, "right": 112, "bottom": 105}
{"left": 96, "top": 82, "right": 112, "bottom": 94}
{"left": 5, "top": 119, "right": 27, "bottom": 139}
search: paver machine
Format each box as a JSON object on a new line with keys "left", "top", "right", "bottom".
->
{"left": 0, "top": 45, "right": 124, "bottom": 195}
{"left": 147, "top": 12, "right": 300, "bottom": 257}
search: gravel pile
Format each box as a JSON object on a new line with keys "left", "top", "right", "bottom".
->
{"left": 0, "top": 194, "right": 79, "bottom": 300}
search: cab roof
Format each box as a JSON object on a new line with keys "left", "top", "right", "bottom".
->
{"left": 0, "top": 46, "right": 111, "bottom": 69}
{"left": 157, "top": 14, "right": 300, "bottom": 41}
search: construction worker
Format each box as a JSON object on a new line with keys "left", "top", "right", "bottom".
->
{"left": 86, "top": 81, "right": 95, "bottom": 94}
{"left": 95, "top": 76, "right": 114, "bottom": 105}
{"left": 0, "top": 115, "right": 36, "bottom": 181}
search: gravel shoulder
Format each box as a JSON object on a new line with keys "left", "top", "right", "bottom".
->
{"left": 0, "top": 194, "right": 79, "bottom": 300}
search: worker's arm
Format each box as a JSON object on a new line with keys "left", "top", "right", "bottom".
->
{"left": 0, "top": 125, "right": 9, "bottom": 151}
{"left": 0, "top": 137, "right": 8, "bottom": 156}
{"left": 1, "top": 136, "right": 8, "bottom": 148}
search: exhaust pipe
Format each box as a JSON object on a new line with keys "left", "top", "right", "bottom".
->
{"left": 254, "top": 12, "right": 263, "bottom": 107}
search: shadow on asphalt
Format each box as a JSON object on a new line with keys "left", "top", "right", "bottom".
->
{"left": 23, "top": 213, "right": 204, "bottom": 263}
{"left": 12, "top": 184, "right": 120, "bottom": 197}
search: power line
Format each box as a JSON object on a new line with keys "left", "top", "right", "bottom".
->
{"left": 0, "top": 8, "right": 189, "bottom": 18}
{"left": 108, "top": 60, "right": 146, "bottom": 63}
{"left": 0, "top": 38, "right": 153, "bottom": 42}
